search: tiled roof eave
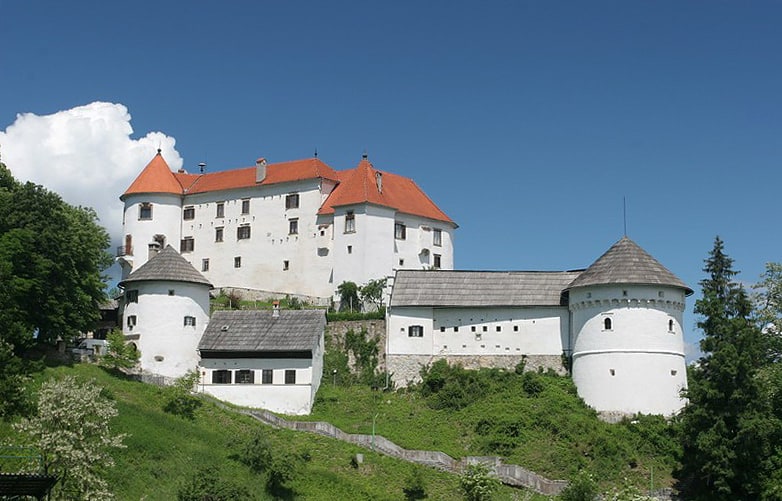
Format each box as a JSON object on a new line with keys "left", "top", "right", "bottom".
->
{"left": 119, "top": 277, "right": 214, "bottom": 288}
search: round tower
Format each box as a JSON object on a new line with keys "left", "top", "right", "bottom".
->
{"left": 118, "top": 151, "right": 184, "bottom": 278}
{"left": 566, "top": 237, "right": 692, "bottom": 417}
{"left": 119, "top": 245, "right": 212, "bottom": 381}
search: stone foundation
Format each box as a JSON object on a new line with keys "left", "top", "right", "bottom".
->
{"left": 387, "top": 354, "right": 566, "bottom": 387}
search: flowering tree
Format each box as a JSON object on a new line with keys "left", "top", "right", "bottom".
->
{"left": 14, "top": 376, "right": 126, "bottom": 500}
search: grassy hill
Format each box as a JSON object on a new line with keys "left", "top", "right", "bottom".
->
{"left": 0, "top": 363, "right": 542, "bottom": 500}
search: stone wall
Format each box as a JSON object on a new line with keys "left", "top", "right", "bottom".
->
{"left": 326, "top": 319, "right": 387, "bottom": 371}
{"left": 388, "top": 354, "right": 566, "bottom": 387}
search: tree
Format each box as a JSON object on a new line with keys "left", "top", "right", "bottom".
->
{"left": 675, "top": 237, "right": 775, "bottom": 500}
{"left": 459, "top": 462, "right": 499, "bottom": 501}
{"left": 101, "top": 329, "right": 139, "bottom": 371}
{"left": 752, "top": 262, "right": 782, "bottom": 361}
{"left": 14, "top": 376, "right": 126, "bottom": 500}
{"left": 337, "top": 281, "right": 360, "bottom": 312}
{"left": 558, "top": 470, "right": 598, "bottom": 501}
{"left": 360, "top": 278, "right": 387, "bottom": 311}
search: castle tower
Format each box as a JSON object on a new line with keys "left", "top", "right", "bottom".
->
{"left": 566, "top": 237, "right": 692, "bottom": 417}
{"left": 118, "top": 151, "right": 184, "bottom": 278}
{"left": 119, "top": 245, "right": 212, "bottom": 380}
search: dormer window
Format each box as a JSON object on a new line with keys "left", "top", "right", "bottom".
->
{"left": 139, "top": 203, "right": 152, "bottom": 220}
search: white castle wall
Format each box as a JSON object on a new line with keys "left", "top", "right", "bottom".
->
{"left": 120, "top": 193, "right": 183, "bottom": 276}
{"left": 122, "top": 281, "right": 210, "bottom": 379}
{"left": 569, "top": 284, "right": 688, "bottom": 416}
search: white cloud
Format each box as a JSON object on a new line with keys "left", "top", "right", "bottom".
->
{"left": 0, "top": 102, "right": 182, "bottom": 246}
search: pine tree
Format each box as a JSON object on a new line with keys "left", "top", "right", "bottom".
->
{"left": 675, "top": 237, "right": 774, "bottom": 499}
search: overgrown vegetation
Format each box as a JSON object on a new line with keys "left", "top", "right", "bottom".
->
{"left": 324, "top": 326, "right": 390, "bottom": 388}
{"left": 100, "top": 329, "right": 139, "bottom": 371}
{"left": 460, "top": 462, "right": 500, "bottom": 501}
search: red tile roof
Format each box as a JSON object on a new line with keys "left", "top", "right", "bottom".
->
{"left": 122, "top": 154, "right": 454, "bottom": 225}
{"left": 121, "top": 151, "right": 184, "bottom": 199}
{"left": 318, "top": 157, "right": 454, "bottom": 224}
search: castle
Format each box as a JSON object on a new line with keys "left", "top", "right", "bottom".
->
{"left": 118, "top": 152, "right": 690, "bottom": 417}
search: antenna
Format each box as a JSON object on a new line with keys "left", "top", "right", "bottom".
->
{"left": 623, "top": 197, "right": 628, "bottom": 236}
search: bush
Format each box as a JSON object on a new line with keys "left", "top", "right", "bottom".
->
{"left": 459, "top": 462, "right": 499, "bottom": 501}
{"left": 403, "top": 465, "right": 428, "bottom": 500}
{"left": 558, "top": 470, "right": 599, "bottom": 501}
{"left": 101, "top": 329, "right": 139, "bottom": 371}
{"left": 177, "top": 466, "right": 251, "bottom": 501}
{"left": 234, "top": 428, "right": 273, "bottom": 474}
{"left": 163, "top": 371, "right": 202, "bottom": 420}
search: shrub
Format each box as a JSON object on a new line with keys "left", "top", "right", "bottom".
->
{"left": 163, "top": 371, "right": 202, "bottom": 420}
{"left": 403, "top": 465, "right": 428, "bottom": 500}
{"left": 101, "top": 329, "right": 139, "bottom": 371}
{"left": 459, "top": 462, "right": 499, "bottom": 501}
{"left": 177, "top": 466, "right": 251, "bottom": 501}
{"left": 234, "top": 428, "right": 273, "bottom": 474}
{"left": 558, "top": 470, "right": 599, "bottom": 501}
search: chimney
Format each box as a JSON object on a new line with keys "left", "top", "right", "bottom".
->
{"left": 255, "top": 157, "right": 267, "bottom": 183}
{"left": 272, "top": 300, "right": 280, "bottom": 318}
{"left": 375, "top": 171, "right": 383, "bottom": 193}
{"left": 148, "top": 242, "right": 160, "bottom": 260}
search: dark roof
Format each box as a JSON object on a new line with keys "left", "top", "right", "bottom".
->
{"left": 0, "top": 473, "right": 58, "bottom": 499}
{"left": 566, "top": 237, "right": 693, "bottom": 294}
{"left": 119, "top": 245, "right": 212, "bottom": 288}
{"left": 390, "top": 270, "right": 583, "bottom": 307}
{"left": 198, "top": 309, "right": 326, "bottom": 353}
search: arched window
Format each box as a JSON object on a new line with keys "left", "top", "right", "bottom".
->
{"left": 604, "top": 317, "right": 613, "bottom": 331}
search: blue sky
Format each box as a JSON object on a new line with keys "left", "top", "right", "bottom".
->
{"left": 2, "top": 1, "right": 781, "bottom": 355}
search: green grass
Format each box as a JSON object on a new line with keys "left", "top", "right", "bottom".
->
{"left": 1, "top": 363, "right": 547, "bottom": 500}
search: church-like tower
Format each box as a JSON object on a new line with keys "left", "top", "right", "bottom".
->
{"left": 566, "top": 237, "right": 692, "bottom": 416}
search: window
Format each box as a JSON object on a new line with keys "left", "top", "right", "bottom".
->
{"left": 234, "top": 256, "right": 242, "bottom": 268}
{"left": 126, "top": 315, "right": 137, "bottom": 329}
{"left": 202, "top": 258, "right": 209, "bottom": 272}
{"left": 284, "top": 369, "right": 296, "bottom": 385}
{"left": 399, "top": 259, "right": 404, "bottom": 266}
{"left": 288, "top": 218, "right": 298, "bottom": 235}
{"left": 237, "top": 225, "right": 251, "bottom": 240}
{"left": 347, "top": 245, "right": 352, "bottom": 254}
{"left": 513, "top": 325, "right": 519, "bottom": 332}
{"left": 453, "top": 326, "right": 459, "bottom": 332}
{"left": 471, "top": 326, "right": 476, "bottom": 332}
{"left": 139, "top": 202, "right": 152, "bottom": 220}
{"left": 125, "top": 290, "right": 138, "bottom": 303}
{"left": 241, "top": 199, "right": 250, "bottom": 214}
{"left": 285, "top": 193, "right": 299, "bottom": 209}
{"left": 236, "top": 369, "right": 254, "bottom": 384}
{"left": 168, "top": 289, "right": 175, "bottom": 296}
{"left": 482, "top": 326, "right": 488, "bottom": 332}
{"left": 283, "top": 260, "right": 289, "bottom": 271}
{"left": 658, "top": 291, "right": 665, "bottom": 298}
{"left": 394, "top": 222, "right": 406, "bottom": 240}
{"left": 408, "top": 325, "right": 424, "bottom": 337}
{"left": 183, "top": 206, "right": 195, "bottom": 220}
{"left": 215, "top": 227, "right": 224, "bottom": 242}
{"left": 212, "top": 370, "right": 231, "bottom": 384}
{"left": 180, "top": 237, "right": 194, "bottom": 252}
{"left": 440, "top": 326, "right": 445, "bottom": 332}
{"left": 344, "top": 211, "right": 355, "bottom": 233}
{"left": 433, "top": 229, "right": 442, "bottom": 247}
{"left": 184, "top": 316, "right": 196, "bottom": 327}
{"left": 496, "top": 326, "right": 502, "bottom": 332}
{"left": 433, "top": 254, "right": 441, "bottom": 269}
{"left": 668, "top": 319, "right": 674, "bottom": 332}
{"left": 609, "top": 369, "right": 616, "bottom": 376}
{"left": 604, "top": 317, "right": 613, "bottom": 330}
{"left": 216, "top": 202, "right": 225, "bottom": 218}
{"left": 262, "top": 369, "right": 273, "bottom": 384}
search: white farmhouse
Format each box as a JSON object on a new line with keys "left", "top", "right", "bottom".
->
{"left": 387, "top": 237, "right": 692, "bottom": 417}
{"left": 118, "top": 151, "right": 456, "bottom": 301}
{"left": 197, "top": 307, "right": 326, "bottom": 415}
{"left": 119, "top": 245, "right": 212, "bottom": 380}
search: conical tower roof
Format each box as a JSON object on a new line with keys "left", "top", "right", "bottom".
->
{"left": 119, "top": 245, "right": 212, "bottom": 288}
{"left": 566, "top": 237, "right": 692, "bottom": 294}
{"left": 121, "top": 151, "right": 183, "bottom": 200}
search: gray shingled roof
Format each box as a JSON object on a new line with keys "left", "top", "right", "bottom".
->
{"left": 119, "top": 245, "right": 212, "bottom": 288}
{"left": 198, "top": 309, "right": 326, "bottom": 353}
{"left": 390, "top": 270, "right": 583, "bottom": 307}
{"left": 566, "top": 237, "right": 693, "bottom": 294}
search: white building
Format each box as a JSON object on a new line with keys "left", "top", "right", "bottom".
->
{"left": 118, "top": 245, "right": 212, "bottom": 380}
{"left": 387, "top": 237, "right": 692, "bottom": 417}
{"left": 118, "top": 151, "right": 456, "bottom": 302}
{"left": 197, "top": 308, "right": 326, "bottom": 415}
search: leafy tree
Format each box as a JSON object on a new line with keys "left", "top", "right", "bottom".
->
{"left": 675, "top": 237, "right": 776, "bottom": 500}
{"left": 101, "top": 329, "right": 139, "bottom": 371}
{"left": 459, "top": 462, "right": 499, "bottom": 501}
{"left": 752, "top": 262, "right": 782, "bottom": 361}
{"left": 177, "top": 466, "right": 251, "bottom": 501}
{"left": 360, "top": 277, "right": 387, "bottom": 310}
{"left": 337, "top": 280, "right": 360, "bottom": 312}
{"left": 0, "top": 339, "right": 31, "bottom": 418}
{"left": 14, "top": 376, "right": 126, "bottom": 500}
{"left": 233, "top": 428, "right": 273, "bottom": 474}
{"left": 163, "top": 370, "right": 202, "bottom": 419}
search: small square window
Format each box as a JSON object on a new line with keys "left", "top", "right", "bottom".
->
{"left": 453, "top": 326, "right": 459, "bottom": 332}
{"left": 284, "top": 369, "right": 296, "bottom": 385}
{"left": 283, "top": 260, "right": 289, "bottom": 271}
{"left": 139, "top": 202, "right": 152, "bottom": 220}
{"left": 285, "top": 194, "right": 300, "bottom": 209}
{"left": 237, "top": 225, "right": 251, "bottom": 240}
{"left": 408, "top": 325, "right": 424, "bottom": 337}
{"left": 471, "top": 326, "right": 476, "bottom": 332}
{"left": 513, "top": 325, "right": 519, "bottom": 332}
{"left": 184, "top": 316, "right": 196, "bottom": 327}
{"left": 496, "top": 326, "right": 501, "bottom": 332}
{"left": 126, "top": 315, "right": 137, "bottom": 329}
{"left": 289, "top": 219, "right": 298, "bottom": 235}
{"left": 482, "top": 326, "right": 488, "bottom": 332}
{"left": 216, "top": 202, "right": 225, "bottom": 218}
{"left": 440, "top": 326, "right": 445, "bottom": 332}
{"left": 126, "top": 290, "right": 138, "bottom": 303}
{"left": 399, "top": 259, "right": 404, "bottom": 266}
{"left": 234, "top": 256, "right": 242, "bottom": 268}
{"left": 236, "top": 369, "right": 254, "bottom": 384}
{"left": 180, "top": 237, "right": 194, "bottom": 253}
{"left": 183, "top": 206, "right": 195, "bottom": 220}
{"left": 262, "top": 369, "right": 273, "bottom": 384}
{"left": 212, "top": 370, "right": 231, "bottom": 384}
{"left": 202, "top": 258, "right": 209, "bottom": 272}
{"left": 347, "top": 245, "right": 352, "bottom": 254}
{"left": 168, "top": 289, "right": 175, "bottom": 296}
{"left": 610, "top": 369, "right": 616, "bottom": 376}
{"left": 394, "top": 222, "right": 406, "bottom": 240}
{"left": 433, "top": 229, "right": 442, "bottom": 247}
{"left": 241, "top": 199, "right": 250, "bottom": 214}
{"left": 215, "top": 227, "right": 224, "bottom": 242}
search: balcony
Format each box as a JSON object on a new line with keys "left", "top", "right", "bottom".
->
{"left": 116, "top": 245, "right": 133, "bottom": 257}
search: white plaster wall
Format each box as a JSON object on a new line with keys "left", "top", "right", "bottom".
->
{"left": 176, "top": 179, "right": 334, "bottom": 298}
{"left": 198, "top": 357, "right": 316, "bottom": 415}
{"left": 388, "top": 306, "right": 568, "bottom": 357}
{"left": 332, "top": 205, "right": 396, "bottom": 292}
{"left": 122, "top": 281, "right": 210, "bottom": 379}
{"left": 121, "top": 193, "right": 182, "bottom": 276}
{"left": 570, "top": 284, "right": 688, "bottom": 416}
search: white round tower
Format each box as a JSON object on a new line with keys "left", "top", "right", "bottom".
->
{"left": 119, "top": 245, "right": 212, "bottom": 381}
{"left": 567, "top": 237, "right": 692, "bottom": 417}
{"left": 118, "top": 151, "right": 184, "bottom": 278}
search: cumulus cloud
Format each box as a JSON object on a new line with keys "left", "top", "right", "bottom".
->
{"left": 0, "top": 102, "right": 182, "bottom": 245}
